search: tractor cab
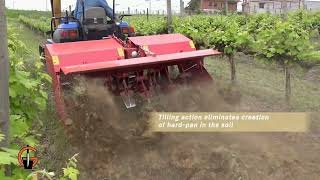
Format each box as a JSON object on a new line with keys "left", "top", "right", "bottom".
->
{"left": 50, "top": 7, "right": 134, "bottom": 43}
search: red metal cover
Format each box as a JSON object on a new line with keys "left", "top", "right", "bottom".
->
{"left": 128, "top": 34, "right": 197, "bottom": 55}
{"left": 61, "top": 49, "right": 221, "bottom": 75}
{"left": 45, "top": 38, "right": 125, "bottom": 73}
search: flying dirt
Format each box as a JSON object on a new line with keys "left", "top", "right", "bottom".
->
{"left": 60, "top": 76, "right": 253, "bottom": 180}
{"left": 56, "top": 77, "right": 320, "bottom": 180}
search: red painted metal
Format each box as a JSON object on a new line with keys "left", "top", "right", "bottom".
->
{"left": 61, "top": 49, "right": 220, "bottom": 75}
{"left": 128, "top": 34, "right": 196, "bottom": 55}
{"left": 46, "top": 38, "right": 124, "bottom": 73}
{"left": 45, "top": 48, "right": 68, "bottom": 123}
{"left": 44, "top": 33, "right": 221, "bottom": 123}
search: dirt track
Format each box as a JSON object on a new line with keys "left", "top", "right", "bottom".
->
{"left": 61, "top": 78, "right": 320, "bottom": 180}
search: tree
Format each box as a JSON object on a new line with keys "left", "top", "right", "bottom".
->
{"left": 185, "top": 0, "right": 200, "bottom": 12}
{"left": 253, "top": 21, "right": 312, "bottom": 103}
{"left": 206, "top": 17, "right": 250, "bottom": 84}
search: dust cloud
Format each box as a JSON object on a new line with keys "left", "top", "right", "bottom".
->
{"left": 60, "top": 76, "right": 251, "bottom": 180}
{"left": 60, "top": 77, "right": 320, "bottom": 180}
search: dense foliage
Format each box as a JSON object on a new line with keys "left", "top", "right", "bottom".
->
{"left": 127, "top": 16, "right": 167, "bottom": 35}
{"left": 18, "top": 15, "right": 50, "bottom": 34}
{"left": 8, "top": 27, "right": 50, "bottom": 145}
{"left": 1, "top": 24, "right": 80, "bottom": 179}
{"left": 0, "top": 26, "right": 50, "bottom": 178}
{"left": 185, "top": 0, "right": 200, "bottom": 12}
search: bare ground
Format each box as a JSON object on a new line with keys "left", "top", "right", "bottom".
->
{"left": 60, "top": 78, "right": 320, "bottom": 180}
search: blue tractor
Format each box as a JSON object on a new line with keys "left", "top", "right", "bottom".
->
{"left": 47, "top": 0, "right": 135, "bottom": 44}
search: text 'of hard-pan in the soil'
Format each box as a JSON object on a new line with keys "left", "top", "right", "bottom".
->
{"left": 150, "top": 112, "right": 309, "bottom": 132}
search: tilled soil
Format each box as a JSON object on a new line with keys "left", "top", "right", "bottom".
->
{"left": 61, "top": 78, "right": 320, "bottom": 180}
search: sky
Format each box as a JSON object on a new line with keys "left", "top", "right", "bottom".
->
{"left": 5, "top": 0, "right": 192, "bottom": 14}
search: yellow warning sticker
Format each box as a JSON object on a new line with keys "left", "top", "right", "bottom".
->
{"left": 142, "top": 45, "right": 149, "bottom": 51}
{"left": 189, "top": 41, "right": 196, "bottom": 49}
{"left": 52, "top": 56, "right": 60, "bottom": 65}
{"left": 117, "top": 48, "right": 125, "bottom": 57}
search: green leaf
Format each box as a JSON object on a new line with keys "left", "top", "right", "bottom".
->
{"left": 11, "top": 166, "right": 30, "bottom": 179}
{"left": 9, "top": 88, "right": 17, "bottom": 98}
{"left": 1, "top": 148, "right": 19, "bottom": 155}
{"left": 10, "top": 116, "right": 29, "bottom": 138}
{"left": 62, "top": 167, "right": 79, "bottom": 180}
{"left": 24, "top": 136, "right": 38, "bottom": 147}
{"left": 0, "top": 151, "right": 19, "bottom": 165}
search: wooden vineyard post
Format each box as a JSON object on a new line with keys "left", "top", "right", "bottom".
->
{"left": 0, "top": 0, "right": 10, "bottom": 148}
{"left": 0, "top": 0, "right": 11, "bottom": 176}
{"left": 167, "top": 0, "right": 173, "bottom": 33}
